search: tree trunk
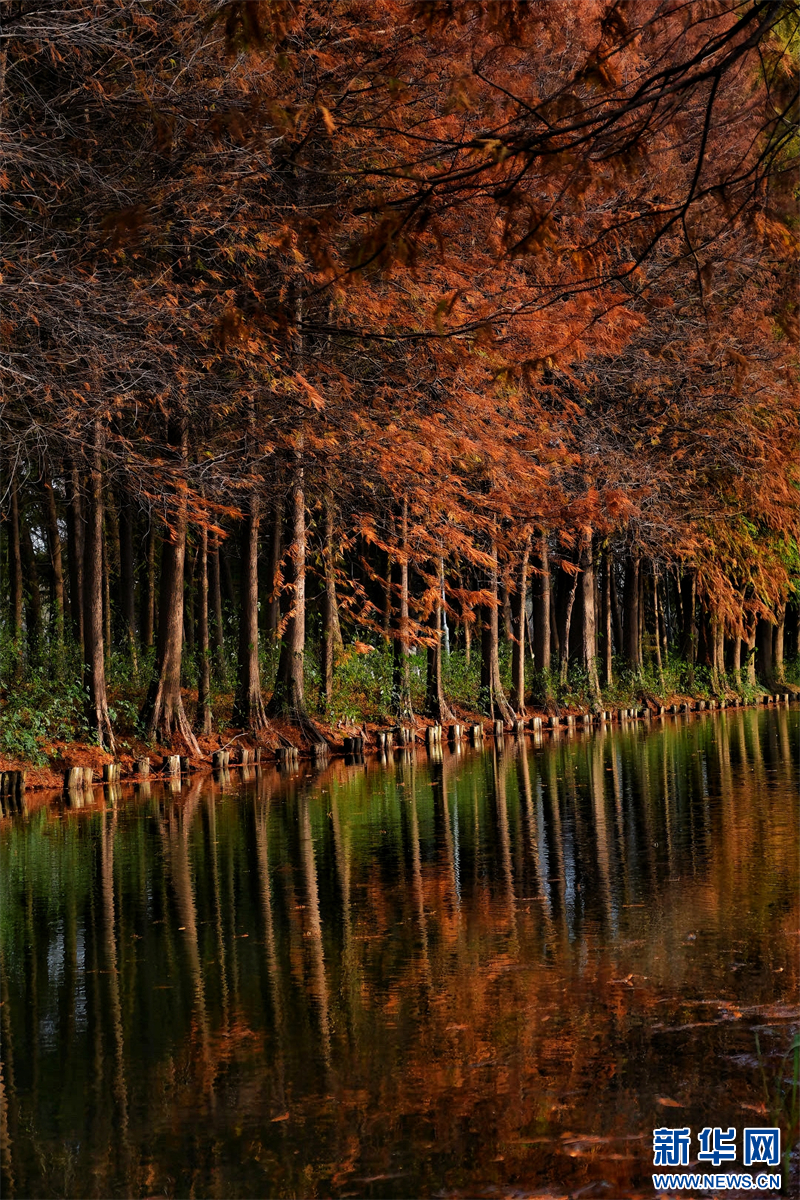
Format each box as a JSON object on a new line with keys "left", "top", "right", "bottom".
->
{"left": 500, "top": 573, "right": 514, "bottom": 643}
{"left": 532, "top": 533, "right": 551, "bottom": 676}
{"left": 610, "top": 559, "right": 623, "bottom": 660}
{"left": 233, "top": 491, "right": 268, "bottom": 730}
{"left": 7, "top": 474, "right": 24, "bottom": 674}
{"left": 786, "top": 605, "right": 799, "bottom": 662}
{"left": 220, "top": 541, "right": 236, "bottom": 612}
{"left": 559, "top": 563, "right": 579, "bottom": 687}
{"left": 638, "top": 564, "right": 645, "bottom": 667}
{"left": 41, "top": 467, "right": 65, "bottom": 659}
{"left": 118, "top": 491, "right": 137, "bottom": 673}
{"left": 19, "top": 510, "right": 43, "bottom": 657}
{"left": 104, "top": 487, "right": 120, "bottom": 608}
{"left": 102, "top": 529, "right": 111, "bottom": 658}
{"left": 141, "top": 519, "right": 156, "bottom": 651}
{"left": 744, "top": 615, "right": 757, "bottom": 687}
{"left": 425, "top": 558, "right": 453, "bottom": 722}
{"left": 623, "top": 555, "right": 641, "bottom": 671}
{"left": 322, "top": 488, "right": 343, "bottom": 706}
{"left": 196, "top": 523, "right": 212, "bottom": 736}
{"left": 207, "top": 534, "right": 225, "bottom": 683}
{"left": 580, "top": 533, "right": 601, "bottom": 702}
{"left": 268, "top": 465, "right": 308, "bottom": 718}
{"left": 679, "top": 571, "right": 697, "bottom": 666}
{"left": 603, "top": 549, "right": 613, "bottom": 688}
{"left": 183, "top": 539, "right": 196, "bottom": 656}
{"left": 711, "top": 616, "right": 725, "bottom": 692}
{"left": 392, "top": 498, "right": 413, "bottom": 717}
{"left": 511, "top": 538, "right": 530, "bottom": 713}
{"left": 83, "top": 424, "right": 115, "bottom": 751}
{"left": 697, "top": 606, "right": 711, "bottom": 667}
{"left": 383, "top": 550, "right": 393, "bottom": 639}
{"left": 456, "top": 572, "right": 472, "bottom": 665}
{"left": 140, "top": 420, "right": 199, "bottom": 753}
{"left": 66, "top": 462, "right": 85, "bottom": 656}
{"left": 656, "top": 571, "right": 669, "bottom": 665}
{"left": 265, "top": 498, "right": 283, "bottom": 641}
{"left": 731, "top": 633, "right": 742, "bottom": 681}
{"left": 755, "top": 617, "right": 774, "bottom": 684}
{"left": 481, "top": 538, "right": 516, "bottom": 722}
{"left": 480, "top": 598, "right": 491, "bottom": 707}
{"left": 549, "top": 580, "right": 561, "bottom": 666}
{"left": 773, "top": 602, "right": 786, "bottom": 683}
{"left": 8, "top": 476, "right": 24, "bottom": 630}
{"left": 652, "top": 569, "right": 666, "bottom": 693}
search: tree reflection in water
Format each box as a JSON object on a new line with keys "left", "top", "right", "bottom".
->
{"left": 1, "top": 707, "right": 797, "bottom": 1198}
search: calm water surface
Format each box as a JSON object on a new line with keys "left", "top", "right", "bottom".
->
{"left": 1, "top": 709, "right": 798, "bottom": 1198}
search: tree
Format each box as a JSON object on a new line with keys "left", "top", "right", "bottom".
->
{"left": 140, "top": 419, "right": 200, "bottom": 754}
{"left": 1, "top": 0, "right": 797, "bottom": 763}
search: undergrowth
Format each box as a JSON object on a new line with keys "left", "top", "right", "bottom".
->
{"left": 0, "top": 629, "right": 793, "bottom": 763}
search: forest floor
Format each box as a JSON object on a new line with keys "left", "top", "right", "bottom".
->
{"left": 2, "top": 685, "right": 796, "bottom": 792}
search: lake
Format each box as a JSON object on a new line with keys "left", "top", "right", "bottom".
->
{"left": 1, "top": 707, "right": 797, "bottom": 1198}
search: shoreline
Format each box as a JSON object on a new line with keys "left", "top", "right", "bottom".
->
{"left": 1, "top": 689, "right": 795, "bottom": 796}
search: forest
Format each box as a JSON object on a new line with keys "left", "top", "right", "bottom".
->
{"left": 1, "top": 0, "right": 799, "bottom": 770}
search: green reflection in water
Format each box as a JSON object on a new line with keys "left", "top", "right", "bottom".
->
{"left": 1, "top": 708, "right": 797, "bottom": 1198}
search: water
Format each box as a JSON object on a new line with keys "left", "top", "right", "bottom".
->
{"left": 1, "top": 708, "right": 797, "bottom": 1198}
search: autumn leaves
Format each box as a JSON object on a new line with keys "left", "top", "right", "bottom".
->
{"left": 1, "top": 2, "right": 797, "bottom": 747}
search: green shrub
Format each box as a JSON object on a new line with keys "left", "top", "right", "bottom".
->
{"left": 326, "top": 643, "right": 395, "bottom": 724}
{"left": 783, "top": 655, "right": 800, "bottom": 687}
{"left": 442, "top": 647, "right": 480, "bottom": 709}
{"left": 0, "top": 636, "right": 87, "bottom": 763}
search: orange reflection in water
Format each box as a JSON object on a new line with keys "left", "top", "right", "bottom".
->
{"left": 1, "top": 708, "right": 797, "bottom": 1198}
